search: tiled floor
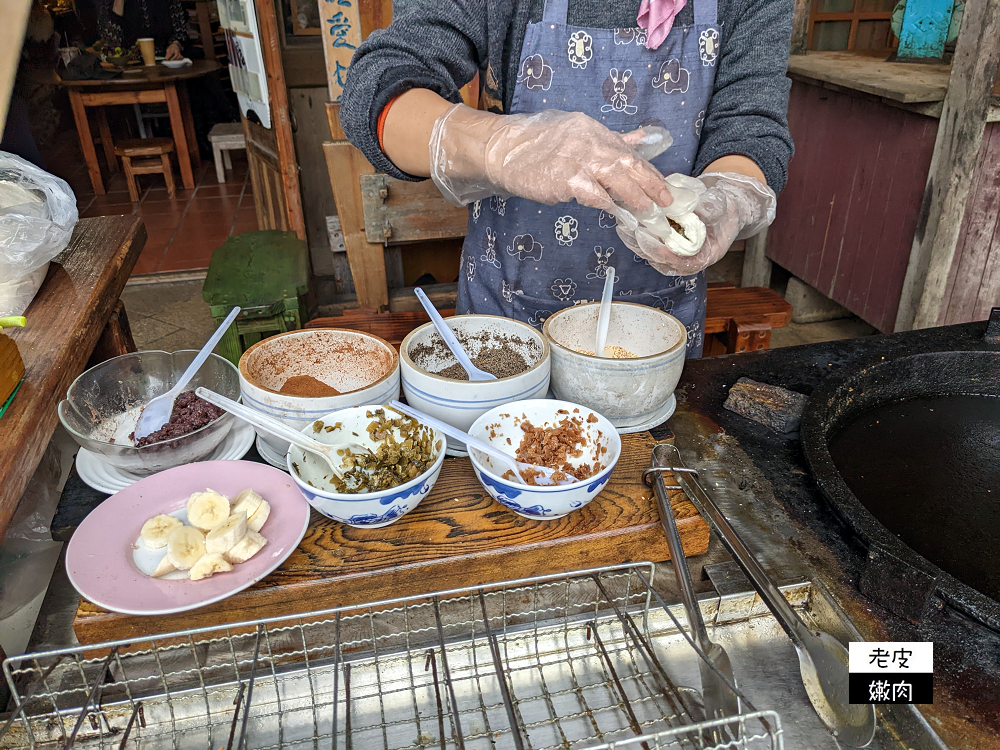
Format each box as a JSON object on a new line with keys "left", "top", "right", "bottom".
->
{"left": 42, "top": 130, "right": 258, "bottom": 276}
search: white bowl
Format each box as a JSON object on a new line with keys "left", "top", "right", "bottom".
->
{"left": 400, "top": 314, "right": 550, "bottom": 452}
{"left": 286, "top": 406, "right": 446, "bottom": 528}
{"left": 239, "top": 329, "right": 400, "bottom": 459}
{"left": 467, "top": 399, "right": 622, "bottom": 519}
{"left": 543, "top": 302, "right": 686, "bottom": 430}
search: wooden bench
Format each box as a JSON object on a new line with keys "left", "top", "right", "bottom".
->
{"left": 306, "top": 283, "right": 791, "bottom": 356}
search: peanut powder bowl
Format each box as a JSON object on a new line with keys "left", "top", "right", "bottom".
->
{"left": 543, "top": 302, "right": 687, "bottom": 433}
{"left": 400, "top": 315, "right": 550, "bottom": 455}
{"left": 239, "top": 329, "right": 400, "bottom": 466}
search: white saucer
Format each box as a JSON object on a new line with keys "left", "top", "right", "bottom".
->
{"left": 613, "top": 394, "right": 677, "bottom": 435}
{"left": 76, "top": 421, "right": 256, "bottom": 494}
{"left": 255, "top": 435, "right": 290, "bottom": 470}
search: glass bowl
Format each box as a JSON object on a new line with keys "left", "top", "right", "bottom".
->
{"left": 59, "top": 350, "right": 241, "bottom": 476}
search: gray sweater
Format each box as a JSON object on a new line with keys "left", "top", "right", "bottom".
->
{"left": 340, "top": 0, "right": 794, "bottom": 191}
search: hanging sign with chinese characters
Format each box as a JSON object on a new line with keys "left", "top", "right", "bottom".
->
{"left": 319, "top": 0, "right": 363, "bottom": 102}
{"left": 849, "top": 642, "right": 934, "bottom": 704}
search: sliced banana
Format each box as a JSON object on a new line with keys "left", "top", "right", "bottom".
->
{"left": 166, "top": 526, "right": 206, "bottom": 570}
{"left": 151, "top": 555, "right": 177, "bottom": 577}
{"left": 231, "top": 488, "right": 264, "bottom": 517}
{"left": 246, "top": 500, "right": 270, "bottom": 533}
{"left": 189, "top": 552, "right": 233, "bottom": 581}
{"left": 186, "top": 489, "right": 230, "bottom": 531}
{"left": 205, "top": 512, "right": 248, "bottom": 554}
{"left": 140, "top": 514, "right": 183, "bottom": 549}
{"left": 224, "top": 529, "right": 268, "bottom": 564}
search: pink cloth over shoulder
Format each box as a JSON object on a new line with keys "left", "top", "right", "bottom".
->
{"left": 637, "top": 0, "right": 689, "bottom": 50}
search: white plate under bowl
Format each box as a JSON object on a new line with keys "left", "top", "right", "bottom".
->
{"left": 256, "top": 435, "right": 289, "bottom": 469}
{"left": 76, "top": 420, "right": 255, "bottom": 494}
{"left": 612, "top": 394, "right": 676, "bottom": 434}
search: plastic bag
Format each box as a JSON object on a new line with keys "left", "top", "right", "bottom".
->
{"left": 0, "top": 151, "right": 78, "bottom": 316}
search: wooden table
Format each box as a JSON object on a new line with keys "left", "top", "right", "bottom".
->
{"left": 0, "top": 216, "right": 146, "bottom": 544}
{"left": 59, "top": 61, "right": 222, "bottom": 195}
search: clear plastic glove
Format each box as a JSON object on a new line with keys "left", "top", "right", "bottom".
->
{"left": 616, "top": 171, "right": 776, "bottom": 276}
{"left": 429, "top": 104, "right": 674, "bottom": 213}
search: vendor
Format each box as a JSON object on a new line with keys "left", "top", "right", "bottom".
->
{"left": 97, "top": 0, "right": 188, "bottom": 60}
{"left": 340, "top": 0, "right": 793, "bottom": 357}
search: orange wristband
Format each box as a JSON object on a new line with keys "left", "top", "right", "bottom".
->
{"left": 377, "top": 94, "right": 403, "bottom": 151}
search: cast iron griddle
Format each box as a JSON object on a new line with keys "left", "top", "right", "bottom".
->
{"left": 829, "top": 394, "right": 1000, "bottom": 601}
{"left": 803, "top": 349, "right": 1000, "bottom": 629}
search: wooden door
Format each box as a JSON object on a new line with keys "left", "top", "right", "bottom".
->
{"left": 243, "top": 116, "right": 290, "bottom": 231}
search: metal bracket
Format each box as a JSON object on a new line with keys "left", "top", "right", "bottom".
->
{"left": 360, "top": 173, "right": 393, "bottom": 244}
{"left": 704, "top": 562, "right": 811, "bottom": 624}
{"left": 983, "top": 307, "right": 1000, "bottom": 345}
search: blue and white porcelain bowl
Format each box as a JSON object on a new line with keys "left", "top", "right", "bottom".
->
{"left": 467, "top": 399, "right": 622, "bottom": 520}
{"left": 286, "top": 405, "right": 446, "bottom": 529}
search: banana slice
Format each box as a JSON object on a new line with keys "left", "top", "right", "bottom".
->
{"left": 186, "top": 489, "right": 230, "bottom": 531}
{"left": 246, "top": 500, "right": 270, "bottom": 533}
{"left": 166, "top": 526, "right": 207, "bottom": 570}
{"left": 151, "top": 555, "right": 177, "bottom": 577}
{"left": 231, "top": 488, "right": 265, "bottom": 518}
{"left": 189, "top": 552, "right": 233, "bottom": 581}
{"left": 140, "top": 514, "right": 183, "bottom": 549}
{"left": 224, "top": 529, "right": 268, "bottom": 564}
{"left": 205, "top": 512, "right": 248, "bottom": 554}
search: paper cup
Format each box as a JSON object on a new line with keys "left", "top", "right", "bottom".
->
{"left": 137, "top": 38, "right": 155, "bottom": 66}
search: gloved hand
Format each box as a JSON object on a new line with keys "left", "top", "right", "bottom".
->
{"left": 615, "top": 171, "right": 777, "bottom": 276}
{"left": 428, "top": 103, "right": 674, "bottom": 213}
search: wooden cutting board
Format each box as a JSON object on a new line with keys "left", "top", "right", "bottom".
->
{"left": 73, "top": 432, "right": 708, "bottom": 644}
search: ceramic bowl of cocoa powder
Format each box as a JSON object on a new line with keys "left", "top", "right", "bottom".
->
{"left": 239, "top": 329, "right": 400, "bottom": 465}
{"left": 400, "top": 314, "right": 550, "bottom": 456}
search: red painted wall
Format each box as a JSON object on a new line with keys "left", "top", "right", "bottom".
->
{"left": 940, "top": 122, "right": 1000, "bottom": 326}
{"left": 767, "top": 81, "right": 937, "bottom": 332}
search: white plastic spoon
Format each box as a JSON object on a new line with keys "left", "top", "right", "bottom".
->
{"left": 594, "top": 266, "right": 616, "bottom": 358}
{"left": 388, "top": 401, "right": 576, "bottom": 486}
{"left": 195, "top": 388, "right": 373, "bottom": 480}
{"left": 133, "top": 306, "right": 241, "bottom": 441}
{"left": 414, "top": 287, "right": 496, "bottom": 381}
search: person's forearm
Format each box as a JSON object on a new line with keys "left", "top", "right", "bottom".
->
{"left": 381, "top": 88, "right": 453, "bottom": 177}
{"left": 703, "top": 155, "right": 767, "bottom": 187}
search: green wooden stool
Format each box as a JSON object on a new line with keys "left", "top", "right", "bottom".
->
{"left": 202, "top": 230, "right": 310, "bottom": 366}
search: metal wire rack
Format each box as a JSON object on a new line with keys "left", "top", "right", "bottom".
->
{"left": 2, "top": 563, "right": 782, "bottom": 750}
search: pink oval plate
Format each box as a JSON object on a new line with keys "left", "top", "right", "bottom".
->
{"left": 66, "top": 460, "right": 310, "bottom": 616}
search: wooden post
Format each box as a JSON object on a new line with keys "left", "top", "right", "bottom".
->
{"left": 0, "top": 0, "right": 30, "bottom": 134}
{"left": 196, "top": 0, "right": 217, "bottom": 62}
{"left": 790, "top": 0, "right": 811, "bottom": 55}
{"left": 895, "top": 0, "right": 1000, "bottom": 331}
{"left": 741, "top": 229, "right": 773, "bottom": 288}
{"left": 323, "top": 137, "right": 389, "bottom": 310}
{"left": 253, "top": 0, "right": 307, "bottom": 240}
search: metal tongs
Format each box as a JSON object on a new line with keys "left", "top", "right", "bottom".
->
{"left": 648, "top": 443, "right": 877, "bottom": 748}
{"left": 645, "top": 444, "right": 739, "bottom": 744}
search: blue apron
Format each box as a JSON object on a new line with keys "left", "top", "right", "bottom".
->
{"left": 456, "top": 0, "right": 720, "bottom": 357}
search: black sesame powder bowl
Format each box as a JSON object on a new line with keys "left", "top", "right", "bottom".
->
{"left": 399, "top": 314, "right": 551, "bottom": 456}
{"left": 58, "top": 350, "right": 241, "bottom": 476}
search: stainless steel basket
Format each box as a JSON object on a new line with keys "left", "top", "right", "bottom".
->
{"left": 2, "top": 563, "right": 782, "bottom": 750}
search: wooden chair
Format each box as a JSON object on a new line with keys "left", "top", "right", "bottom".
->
{"left": 114, "top": 138, "right": 176, "bottom": 201}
